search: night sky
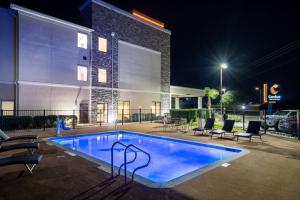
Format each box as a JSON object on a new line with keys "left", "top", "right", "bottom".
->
{"left": 2, "top": 0, "right": 300, "bottom": 107}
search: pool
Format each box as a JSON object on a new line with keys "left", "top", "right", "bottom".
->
{"left": 49, "top": 131, "right": 248, "bottom": 188}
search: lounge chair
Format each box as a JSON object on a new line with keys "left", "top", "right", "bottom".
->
{"left": 235, "top": 121, "right": 262, "bottom": 142}
{"left": 0, "top": 129, "right": 38, "bottom": 143}
{"left": 193, "top": 118, "right": 215, "bottom": 135}
{"left": 210, "top": 120, "right": 235, "bottom": 139}
{"left": 0, "top": 142, "right": 39, "bottom": 154}
{"left": 0, "top": 154, "right": 43, "bottom": 174}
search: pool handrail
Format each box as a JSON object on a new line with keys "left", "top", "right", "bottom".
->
{"left": 111, "top": 141, "right": 127, "bottom": 178}
{"left": 124, "top": 144, "right": 151, "bottom": 184}
{"left": 111, "top": 141, "right": 151, "bottom": 185}
{"left": 118, "top": 148, "right": 137, "bottom": 176}
{"left": 111, "top": 141, "right": 138, "bottom": 178}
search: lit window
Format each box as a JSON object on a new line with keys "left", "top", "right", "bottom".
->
{"left": 98, "top": 68, "right": 107, "bottom": 83}
{"left": 77, "top": 32, "right": 87, "bottom": 49}
{"left": 117, "top": 101, "right": 130, "bottom": 121}
{"left": 1, "top": 101, "right": 14, "bottom": 116}
{"left": 98, "top": 37, "right": 107, "bottom": 52}
{"left": 77, "top": 65, "right": 87, "bottom": 81}
{"left": 152, "top": 101, "right": 161, "bottom": 116}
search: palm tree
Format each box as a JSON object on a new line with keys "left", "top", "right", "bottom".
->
{"left": 204, "top": 87, "right": 219, "bottom": 109}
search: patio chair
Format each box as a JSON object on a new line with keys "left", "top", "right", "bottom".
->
{"left": 0, "top": 154, "right": 43, "bottom": 174}
{"left": 235, "top": 121, "right": 262, "bottom": 142}
{"left": 210, "top": 120, "right": 235, "bottom": 139}
{"left": 0, "top": 129, "right": 38, "bottom": 143}
{"left": 193, "top": 118, "right": 215, "bottom": 135}
{"left": 0, "top": 142, "right": 39, "bottom": 154}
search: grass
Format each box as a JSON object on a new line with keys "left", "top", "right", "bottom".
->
{"left": 191, "top": 121, "right": 244, "bottom": 132}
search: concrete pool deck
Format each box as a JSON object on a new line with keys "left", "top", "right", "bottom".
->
{"left": 1, "top": 123, "right": 300, "bottom": 200}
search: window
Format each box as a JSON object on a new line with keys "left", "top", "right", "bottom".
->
{"left": 1, "top": 101, "right": 14, "bottom": 116}
{"left": 118, "top": 101, "right": 130, "bottom": 121}
{"left": 152, "top": 101, "right": 161, "bottom": 116}
{"left": 77, "top": 32, "right": 87, "bottom": 49}
{"left": 98, "top": 37, "right": 107, "bottom": 52}
{"left": 77, "top": 65, "right": 87, "bottom": 81}
{"left": 98, "top": 68, "right": 107, "bottom": 83}
{"left": 97, "top": 103, "right": 108, "bottom": 122}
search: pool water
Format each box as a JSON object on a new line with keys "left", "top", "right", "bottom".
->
{"left": 49, "top": 131, "right": 247, "bottom": 187}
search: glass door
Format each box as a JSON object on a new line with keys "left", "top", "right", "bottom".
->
{"left": 97, "top": 103, "right": 108, "bottom": 123}
{"left": 152, "top": 101, "right": 161, "bottom": 116}
{"left": 118, "top": 101, "right": 130, "bottom": 121}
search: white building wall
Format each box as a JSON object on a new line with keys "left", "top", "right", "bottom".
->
{"left": 18, "top": 84, "right": 89, "bottom": 110}
{"left": 118, "top": 40, "right": 161, "bottom": 92}
{"left": 119, "top": 91, "right": 160, "bottom": 110}
{"left": 18, "top": 13, "right": 91, "bottom": 86}
{"left": 0, "top": 8, "right": 15, "bottom": 83}
{"left": 0, "top": 8, "right": 15, "bottom": 103}
{"left": 118, "top": 40, "right": 162, "bottom": 111}
{"left": 16, "top": 11, "right": 92, "bottom": 110}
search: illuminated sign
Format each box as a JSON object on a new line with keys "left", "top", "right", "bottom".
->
{"left": 132, "top": 10, "right": 165, "bottom": 28}
{"left": 263, "top": 83, "right": 281, "bottom": 103}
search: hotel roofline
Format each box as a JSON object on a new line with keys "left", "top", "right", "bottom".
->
{"left": 10, "top": 4, "right": 94, "bottom": 33}
{"left": 80, "top": 0, "right": 171, "bottom": 35}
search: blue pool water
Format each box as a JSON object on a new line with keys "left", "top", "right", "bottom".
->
{"left": 49, "top": 131, "right": 246, "bottom": 187}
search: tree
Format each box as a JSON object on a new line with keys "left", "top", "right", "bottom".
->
{"left": 204, "top": 87, "right": 219, "bottom": 109}
{"left": 221, "top": 90, "right": 240, "bottom": 110}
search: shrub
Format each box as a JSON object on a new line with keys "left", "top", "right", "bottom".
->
{"left": 145, "top": 113, "right": 156, "bottom": 121}
{"left": 170, "top": 109, "right": 198, "bottom": 122}
{"left": 33, "top": 116, "right": 45, "bottom": 128}
{"left": 0, "top": 114, "right": 77, "bottom": 130}
{"left": 196, "top": 109, "right": 212, "bottom": 119}
{"left": 227, "top": 114, "right": 242, "bottom": 122}
{"left": 1, "top": 116, "right": 33, "bottom": 130}
{"left": 131, "top": 113, "right": 140, "bottom": 122}
{"left": 170, "top": 109, "right": 212, "bottom": 123}
{"left": 1, "top": 116, "right": 19, "bottom": 130}
{"left": 17, "top": 116, "right": 33, "bottom": 129}
{"left": 47, "top": 115, "right": 57, "bottom": 127}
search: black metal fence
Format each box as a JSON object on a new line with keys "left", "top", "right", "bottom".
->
{"left": 0, "top": 109, "right": 77, "bottom": 131}
{"left": 213, "top": 109, "right": 300, "bottom": 139}
{"left": 0, "top": 109, "right": 170, "bottom": 131}
{"left": 1, "top": 108, "right": 299, "bottom": 140}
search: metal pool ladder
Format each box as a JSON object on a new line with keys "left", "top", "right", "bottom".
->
{"left": 111, "top": 141, "right": 151, "bottom": 184}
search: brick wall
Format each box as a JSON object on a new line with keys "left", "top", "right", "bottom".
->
{"left": 80, "top": 1, "right": 171, "bottom": 117}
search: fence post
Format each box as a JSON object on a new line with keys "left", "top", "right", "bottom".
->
{"left": 122, "top": 109, "right": 124, "bottom": 125}
{"left": 150, "top": 109, "right": 153, "bottom": 123}
{"left": 99, "top": 111, "right": 102, "bottom": 127}
{"left": 264, "top": 109, "right": 267, "bottom": 134}
{"left": 242, "top": 110, "right": 245, "bottom": 130}
{"left": 297, "top": 110, "right": 300, "bottom": 140}
{"left": 43, "top": 109, "right": 46, "bottom": 131}
{"left": 0, "top": 109, "right": 3, "bottom": 130}
{"left": 139, "top": 108, "right": 142, "bottom": 124}
{"left": 72, "top": 109, "right": 75, "bottom": 129}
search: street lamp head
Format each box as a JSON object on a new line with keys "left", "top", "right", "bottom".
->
{"left": 255, "top": 87, "right": 260, "bottom": 91}
{"left": 221, "top": 63, "right": 228, "bottom": 69}
{"left": 222, "top": 88, "right": 226, "bottom": 92}
{"left": 241, "top": 105, "right": 246, "bottom": 110}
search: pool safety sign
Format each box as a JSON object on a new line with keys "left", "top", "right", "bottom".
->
{"left": 263, "top": 83, "right": 281, "bottom": 103}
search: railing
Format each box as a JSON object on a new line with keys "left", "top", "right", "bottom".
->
{"left": 111, "top": 141, "right": 151, "bottom": 184}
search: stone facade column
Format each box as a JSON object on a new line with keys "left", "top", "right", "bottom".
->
{"left": 197, "top": 97, "right": 202, "bottom": 109}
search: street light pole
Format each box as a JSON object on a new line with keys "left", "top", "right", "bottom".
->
{"left": 220, "top": 67, "right": 223, "bottom": 115}
{"left": 255, "top": 87, "right": 262, "bottom": 105}
{"left": 220, "top": 63, "right": 227, "bottom": 115}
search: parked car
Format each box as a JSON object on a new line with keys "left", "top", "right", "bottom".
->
{"left": 262, "top": 110, "right": 298, "bottom": 131}
{"left": 278, "top": 117, "right": 297, "bottom": 134}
